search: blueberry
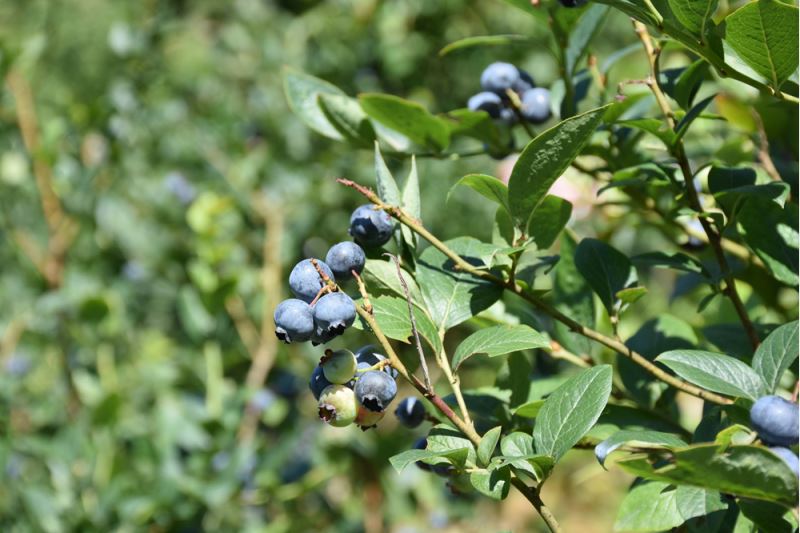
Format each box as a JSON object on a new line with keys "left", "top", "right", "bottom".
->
{"left": 273, "top": 299, "right": 315, "bottom": 343}
{"left": 289, "top": 259, "right": 335, "bottom": 303}
{"left": 750, "top": 395, "right": 799, "bottom": 446}
{"left": 355, "top": 345, "right": 399, "bottom": 379}
{"left": 395, "top": 397, "right": 426, "bottom": 428}
{"left": 355, "top": 405, "right": 386, "bottom": 430}
{"left": 325, "top": 241, "right": 366, "bottom": 280}
{"left": 559, "top": 0, "right": 588, "bottom": 6}
{"left": 513, "top": 69, "right": 535, "bottom": 93}
{"left": 354, "top": 370, "right": 397, "bottom": 412}
{"left": 318, "top": 384, "right": 358, "bottom": 427}
{"left": 480, "top": 62, "right": 520, "bottom": 95}
{"left": 309, "top": 365, "right": 332, "bottom": 400}
{"left": 313, "top": 292, "right": 356, "bottom": 341}
{"left": 467, "top": 92, "right": 503, "bottom": 119}
{"left": 497, "top": 106, "right": 518, "bottom": 126}
{"left": 349, "top": 205, "right": 394, "bottom": 248}
{"left": 769, "top": 447, "right": 799, "bottom": 476}
{"left": 321, "top": 349, "right": 358, "bottom": 385}
{"left": 520, "top": 88, "right": 552, "bottom": 124}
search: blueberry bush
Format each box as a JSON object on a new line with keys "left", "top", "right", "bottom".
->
{"left": 280, "top": 0, "right": 799, "bottom": 530}
{"left": 1, "top": 0, "right": 798, "bottom": 531}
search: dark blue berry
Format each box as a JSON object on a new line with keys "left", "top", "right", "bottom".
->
{"left": 480, "top": 62, "right": 520, "bottom": 94}
{"left": 395, "top": 397, "right": 426, "bottom": 428}
{"left": 309, "top": 365, "right": 333, "bottom": 400}
{"left": 559, "top": 0, "right": 588, "bottom": 6}
{"left": 312, "top": 292, "right": 356, "bottom": 342}
{"left": 467, "top": 92, "right": 503, "bottom": 119}
{"left": 355, "top": 345, "right": 399, "bottom": 379}
{"left": 512, "top": 69, "right": 535, "bottom": 93}
{"left": 520, "top": 88, "right": 552, "bottom": 124}
{"left": 750, "top": 395, "right": 799, "bottom": 446}
{"left": 273, "top": 298, "right": 315, "bottom": 343}
{"left": 289, "top": 259, "right": 334, "bottom": 303}
{"left": 325, "top": 241, "right": 366, "bottom": 280}
{"left": 349, "top": 205, "right": 394, "bottom": 248}
{"left": 354, "top": 370, "right": 397, "bottom": 412}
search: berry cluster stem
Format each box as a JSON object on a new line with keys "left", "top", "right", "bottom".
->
{"left": 336, "top": 178, "right": 733, "bottom": 406}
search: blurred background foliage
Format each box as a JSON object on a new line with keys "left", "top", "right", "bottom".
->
{"left": 0, "top": 0, "right": 796, "bottom": 532}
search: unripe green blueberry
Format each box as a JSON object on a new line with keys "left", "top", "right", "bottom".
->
{"left": 320, "top": 349, "right": 357, "bottom": 385}
{"left": 318, "top": 384, "right": 358, "bottom": 427}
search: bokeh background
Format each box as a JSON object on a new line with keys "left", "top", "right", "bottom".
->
{"left": 0, "top": 1, "right": 796, "bottom": 532}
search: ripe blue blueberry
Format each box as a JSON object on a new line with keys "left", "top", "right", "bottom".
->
{"left": 318, "top": 384, "right": 358, "bottom": 427}
{"left": 349, "top": 205, "right": 394, "bottom": 248}
{"left": 480, "top": 62, "right": 520, "bottom": 94}
{"left": 313, "top": 292, "right": 356, "bottom": 341}
{"left": 325, "top": 241, "right": 366, "bottom": 280}
{"left": 308, "top": 365, "right": 332, "bottom": 400}
{"left": 750, "top": 395, "right": 799, "bottom": 446}
{"left": 355, "top": 345, "right": 399, "bottom": 379}
{"left": 520, "top": 88, "right": 552, "bottom": 124}
{"left": 321, "top": 349, "right": 358, "bottom": 385}
{"left": 467, "top": 91, "right": 503, "bottom": 119}
{"left": 354, "top": 370, "right": 397, "bottom": 412}
{"left": 512, "top": 69, "right": 535, "bottom": 93}
{"left": 273, "top": 298, "right": 315, "bottom": 343}
{"left": 289, "top": 259, "right": 335, "bottom": 303}
{"left": 395, "top": 397, "right": 426, "bottom": 428}
{"left": 769, "top": 447, "right": 799, "bottom": 476}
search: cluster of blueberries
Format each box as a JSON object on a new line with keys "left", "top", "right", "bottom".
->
{"left": 273, "top": 204, "right": 396, "bottom": 345}
{"left": 749, "top": 395, "right": 800, "bottom": 474}
{"left": 467, "top": 62, "right": 552, "bottom": 126}
{"left": 309, "top": 345, "right": 428, "bottom": 430}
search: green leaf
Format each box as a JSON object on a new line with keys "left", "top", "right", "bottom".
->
{"left": 616, "top": 118, "right": 676, "bottom": 147}
{"left": 574, "top": 238, "right": 638, "bottom": 315}
{"left": 614, "top": 481, "right": 687, "bottom": 532}
{"left": 594, "top": 430, "right": 687, "bottom": 467}
{"left": 282, "top": 67, "right": 345, "bottom": 140}
{"left": 359, "top": 93, "right": 450, "bottom": 151}
{"left": 656, "top": 350, "right": 766, "bottom": 400}
{"left": 674, "top": 59, "right": 710, "bottom": 109}
{"left": 469, "top": 467, "right": 511, "bottom": 500}
{"left": 353, "top": 295, "right": 442, "bottom": 356}
{"left": 374, "top": 144, "right": 402, "bottom": 207}
{"left": 439, "top": 34, "right": 532, "bottom": 57}
{"left": 737, "top": 498, "right": 797, "bottom": 533}
{"left": 317, "top": 93, "right": 375, "bottom": 146}
{"left": 553, "top": 233, "right": 595, "bottom": 357}
{"left": 668, "top": 0, "right": 718, "bottom": 37}
{"left": 448, "top": 174, "right": 510, "bottom": 214}
{"left": 477, "top": 426, "right": 502, "bottom": 466}
{"left": 737, "top": 197, "right": 798, "bottom": 286}
{"left": 513, "top": 399, "right": 546, "bottom": 419}
{"left": 416, "top": 237, "right": 503, "bottom": 331}
{"left": 527, "top": 195, "right": 573, "bottom": 250}
{"left": 565, "top": 5, "right": 609, "bottom": 77}
{"left": 616, "top": 286, "right": 648, "bottom": 305}
{"left": 534, "top": 365, "right": 613, "bottom": 461}
{"left": 361, "top": 259, "right": 424, "bottom": 306}
{"left": 632, "top": 251, "right": 709, "bottom": 277}
{"left": 723, "top": 0, "right": 799, "bottom": 91}
{"left": 507, "top": 105, "right": 608, "bottom": 229}
{"left": 427, "top": 424, "right": 477, "bottom": 466}
{"left": 440, "top": 109, "right": 505, "bottom": 149}
{"left": 452, "top": 325, "right": 549, "bottom": 370}
{"left": 496, "top": 432, "right": 554, "bottom": 481}
{"left": 673, "top": 93, "right": 715, "bottom": 144}
{"left": 752, "top": 321, "right": 799, "bottom": 394}
{"left": 400, "top": 156, "right": 421, "bottom": 249}
{"left": 616, "top": 444, "right": 799, "bottom": 508}
{"left": 389, "top": 447, "right": 470, "bottom": 473}
{"left": 675, "top": 486, "right": 729, "bottom": 522}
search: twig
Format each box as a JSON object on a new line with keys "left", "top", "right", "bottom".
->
{"left": 549, "top": 340, "right": 592, "bottom": 368}
{"left": 511, "top": 478, "right": 563, "bottom": 533}
{"left": 237, "top": 195, "right": 283, "bottom": 443}
{"left": 385, "top": 253, "right": 431, "bottom": 391}
{"left": 352, "top": 271, "right": 372, "bottom": 313}
{"left": 633, "top": 21, "right": 760, "bottom": 351}
{"left": 337, "top": 178, "right": 733, "bottom": 406}
{"left": 752, "top": 111, "right": 784, "bottom": 185}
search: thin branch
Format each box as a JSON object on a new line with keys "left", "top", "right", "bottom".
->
{"left": 511, "top": 478, "right": 563, "bottom": 533}
{"left": 633, "top": 21, "right": 760, "bottom": 351}
{"left": 337, "top": 178, "right": 733, "bottom": 406}
{"left": 385, "top": 253, "right": 431, "bottom": 390}
{"left": 237, "top": 195, "right": 283, "bottom": 443}
{"left": 352, "top": 271, "right": 372, "bottom": 314}
{"left": 752, "top": 111, "right": 784, "bottom": 185}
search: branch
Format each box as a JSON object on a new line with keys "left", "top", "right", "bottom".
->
{"left": 337, "top": 178, "right": 733, "bottom": 406}
{"left": 633, "top": 22, "right": 760, "bottom": 351}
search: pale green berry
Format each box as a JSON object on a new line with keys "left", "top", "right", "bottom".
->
{"left": 321, "top": 349, "right": 357, "bottom": 384}
{"left": 318, "top": 385, "right": 358, "bottom": 427}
